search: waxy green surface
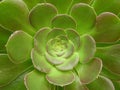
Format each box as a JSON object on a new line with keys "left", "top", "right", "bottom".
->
{"left": 0, "top": 0, "right": 120, "bottom": 90}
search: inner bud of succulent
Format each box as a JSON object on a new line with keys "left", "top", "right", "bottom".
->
{"left": 46, "top": 35, "right": 69, "bottom": 57}
{"left": 43, "top": 30, "right": 80, "bottom": 70}
{"left": 52, "top": 38, "right": 66, "bottom": 52}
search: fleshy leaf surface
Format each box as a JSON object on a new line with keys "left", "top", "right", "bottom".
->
{"left": 46, "top": 68, "right": 75, "bottom": 86}
{"left": 47, "top": 28, "right": 66, "bottom": 41}
{"left": 6, "top": 31, "right": 33, "bottom": 64}
{"left": 91, "top": 12, "right": 120, "bottom": 43}
{"left": 79, "top": 34, "right": 96, "bottom": 63}
{"left": 34, "top": 27, "right": 50, "bottom": 54}
{"left": 0, "top": 54, "right": 32, "bottom": 87}
{"left": 66, "top": 29, "right": 80, "bottom": 50}
{"left": 46, "top": 0, "right": 72, "bottom": 13}
{"left": 76, "top": 58, "right": 102, "bottom": 84}
{"left": 23, "top": 0, "right": 44, "bottom": 10}
{"left": 113, "top": 81, "right": 120, "bottom": 90}
{"left": 71, "top": 3, "right": 96, "bottom": 35}
{"left": 51, "top": 14, "right": 76, "bottom": 29}
{"left": 29, "top": 3, "right": 57, "bottom": 30}
{"left": 0, "top": 26, "right": 11, "bottom": 53}
{"left": 0, "top": 66, "right": 33, "bottom": 90}
{"left": 31, "top": 49, "right": 53, "bottom": 73}
{"left": 25, "top": 70, "right": 53, "bottom": 90}
{"left": 64, "top": 75, "right": 88, "bottom": 90}
{"left": 72, "top": 0, "right": 92, "bottom": 4}
{"left": 95, "top": 44, "right": 120, "bottom": 75}
{"left": 92, "top": 0, "right": 120, "bottom": 15}
{"left": 56, "top": 53, "right": 79, "bottom": 71}
{"left": 87, "top": 76, "right": 115, "bottom": 90}
{"left": 101, "top": 67, "right": 120, "bottom": 81}
{"left": 45, "top": 52, "right": 65, "bottom": 65}
{"left": 0, "top": 0, "right": 35, "bottom": 35}
{"left": 62, "top": 42, "right": 74, "bottom": 58}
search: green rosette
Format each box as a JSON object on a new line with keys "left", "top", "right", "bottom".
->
{"left": 0, "top": 0, "right": 120, "bottom": 90}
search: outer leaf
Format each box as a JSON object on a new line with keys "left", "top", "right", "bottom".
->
{"left": 46, "top": 0, "right": 72, "bottom": 13}
{"left": 29, "top": 3, "right": 57, "bottom": 30}
{"left": 70, "top": 3, "right": 96, "bottom": 35}
{"left": 101, "top": 67, "right": 120, "bottom": 81}
{"left": 64, "top": 75, "right": 88, "bottom": 90}
{"left": 23, "top": 0, "right": 44, "bottom": 10}
{"left": 31, "top": 49, "right": 53, "bottom": 73}
{"left": 51, "top": 14, "right": 76, "bottom": 29}
{"left": 76, "top": 58, "right": 102, "bottom": 84}
{"left": 95, "top": 44, "right": 120, "bottom": 75}
{"left": 0, "top": 54, "right": 32, "bottom": 87}
{"left": 92, "top": 0, "right": 120, "bottom": 15}
{"left": 24, "top": 70, "right": 53, "bottom": 90}
{"left": 79, "top": 34, "right": 96, "bottom": 63}
{"left": 0, "top": 0, "right": 35, "bottom": 35}
{"left": 6, "top": 31, "right": 33, "bottom": 64}
{"left": 71, "top": 0, "right": 92, "bottom": 4}
{"left": 91, "top": 12, "right": 120, "bottom": 43}
{"left": 0, "top": 66, "right": 33, "bottom": 90}
{"left": 112, "top": 81, "right": 120, "bottom": 90}
{"left": 46, "top": 68, "right": 75, "bottom": 86}
{"left": 0, "top": 26, "right": 11, "bottom": 53}
{"left": 87, "top": 76, "right": 115, "bottom": 90}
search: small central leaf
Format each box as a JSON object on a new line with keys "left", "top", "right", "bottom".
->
{"left": 46, "top": 36, "right": 68, "bottom": 57}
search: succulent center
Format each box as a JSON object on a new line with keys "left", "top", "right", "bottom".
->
{"left": 52, "top": 38, "right": 66, "bottom": 52}
{"left": 46, "top": 35, "right": 69, "bottom": 56}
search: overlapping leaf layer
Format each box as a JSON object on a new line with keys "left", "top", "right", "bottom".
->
{"left": 0, "top": 0, "right": 120, "bottom": 90}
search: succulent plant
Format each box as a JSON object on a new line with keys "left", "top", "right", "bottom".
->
{"left": 0, "top": 0, "right": 120, "bottom": 90}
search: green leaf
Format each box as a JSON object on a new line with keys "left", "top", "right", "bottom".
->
{"left": 0, "top": 26, "right": 12, "bottom": 53}
{"left": 29, "top": 3, "right": 57, "bottom": 30}
{"left": 0, "top": 66, "right": 33, "bottom": 90}
{"left": 61, "top": 40, "right": 74, "bottom": 58}
{"left": 56, "top": 53, "right": 79, "bottom": 71}
{"left": 91, "top": 12, "right": 120, "bottom": 43}
{"left": 64, "top": 75, "right": 88, "bottom": 90}
{"left": 0, "top": 54, "right": 32, "bottom": 87}
{"left": 34, "top": 27, "right": 50, "bottom": 54}
{"left": 95, "top": 44, "right": 120, "bottom": 75}
{"left": 6, "top": 31, "right": 33, "bottom": 64}
{"left": 76, "top": 58, "right": 102, "bottom": 84}
{"left": 70, "top": 3, "right": 96, "bottom": 35}
{"left": 51, "top": 14, "right": 76, "bottom": 29}
{"left": 46, "top": 35, "right": 68, "bottom": 57}
{"left": 0, "top": 0, "right": 35, "bottom": 35}
{"left": 23, "top": 0, "right": 45, "bottom": 10}
{"left": 87, "top": 76, "right": 115, "bottom": 90}
{"left": 71, "top": 0, "right": 92, "bottom": 4}
{"left": 45, "top": 52, "right": 65, "bottom": 65}
{"left": 31, "top": 49, "right": 53, "bottom": 73}
{"left": 92, "top": 0, "right": 120, "bottom": 15}
{"left": 46, "top": 0, "right": 72, "bottom": 13}
{"left": 47, "top": 28, "right": 66, "bottom": 41}
{"left": 46, "top": 68, "right": 75, "bottom": 86}
{"left": 101, "top": 67, "right": 120, "bottom": 81}
{"left": 66, "top": 29, "right": 80, "bottom": 50}
{"left": 112, "top": 81, "right": 120, "bottom": 90}
{"left": 24, "top": 70, "right": 54, "bottom": 90}
{"left": 79, "top": 34, "right": 96, "bottom": 63}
